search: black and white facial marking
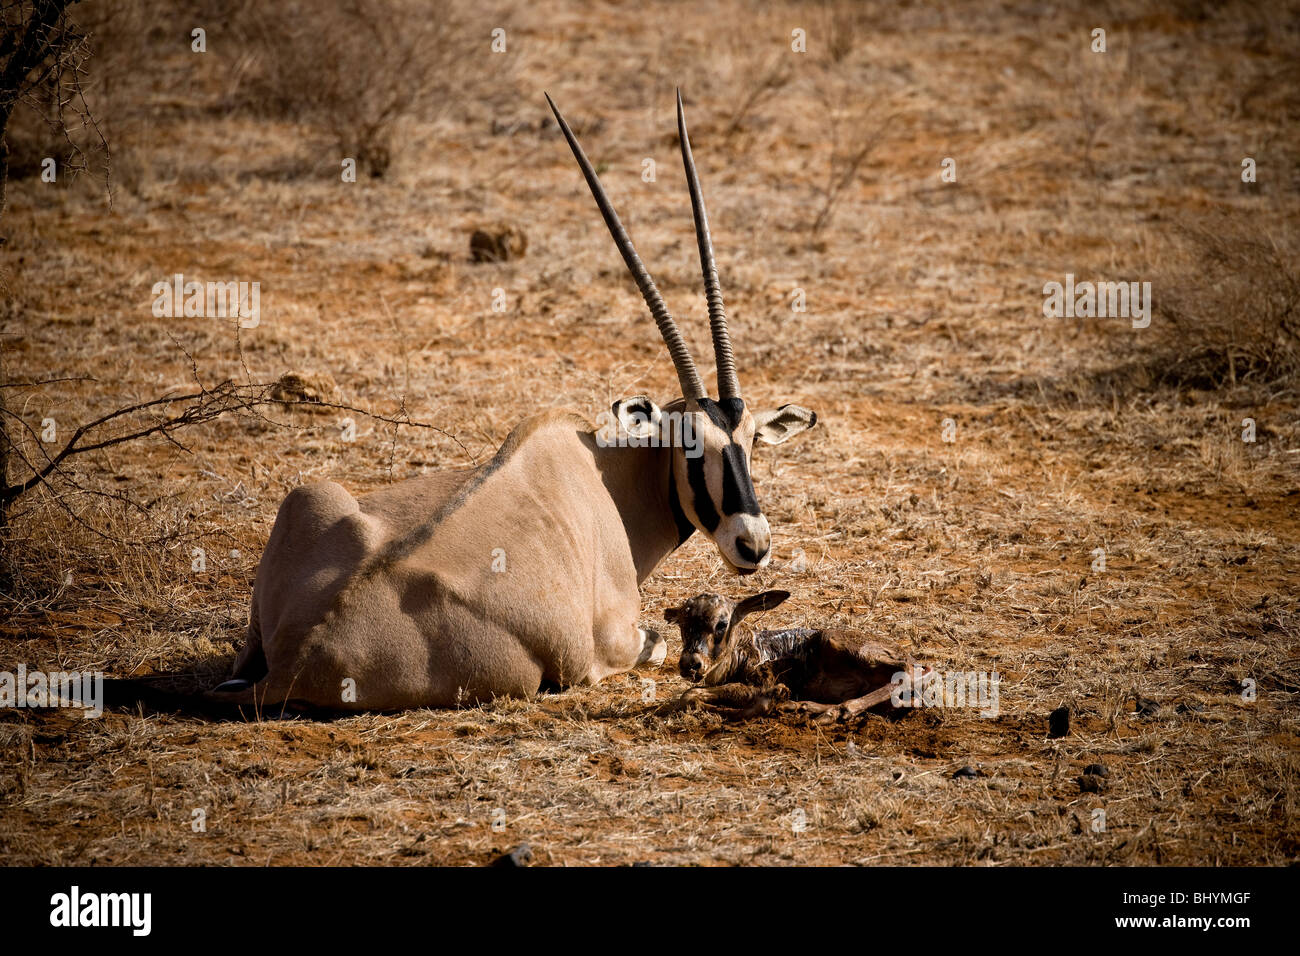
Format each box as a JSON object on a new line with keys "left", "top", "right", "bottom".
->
{"left": 676, "top": 398, "right": 766, "bottom": 573}
{"left": 672, "top": 399, "right": 818, "bottom": 575}
{"left": 665, "top": 589, "right": 791, "bottom": 681}
{"left": 610, "top": 394, "right": 817, "bottom": 574}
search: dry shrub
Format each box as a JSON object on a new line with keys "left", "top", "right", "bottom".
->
{"left": 228, "top": 0, "right": 490, "bottom": 177}
{"left": 1, "top": 83, "right": 80, "bottom": 182}
{"left": 804, "top": 72, "right": 889, "bottom": 240}
{"left": 1155, "top": 216, "right": 1300, "bottom": 391}
{"left": 7, "top": 0, "right": 218, "bottom": 194}
{"left": 0, "top": 0, "right": 107, "bottom": 194}
{"left": 722, "top": 53, "right": 789, "bottom": 140}
{"left": 9, "top": 0, "right": 507, "bottom": 188}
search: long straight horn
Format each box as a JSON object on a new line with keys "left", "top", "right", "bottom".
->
{"left": 677, "top": 89, "right": 740, "bottom": 401}
{"left": 546, "top": 93, "right": 706, "bottom": 401}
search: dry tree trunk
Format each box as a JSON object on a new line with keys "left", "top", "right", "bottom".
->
{"left": 0, "top": 0, "right": 83, "bottom": 216}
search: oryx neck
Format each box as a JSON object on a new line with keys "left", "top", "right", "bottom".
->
{"left": 591, "top": 438, "right": 688, "bottom": 585}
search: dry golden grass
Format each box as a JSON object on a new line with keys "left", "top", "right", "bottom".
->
{"left": 1, "top": 0, "right": 1297, "bottom": 865}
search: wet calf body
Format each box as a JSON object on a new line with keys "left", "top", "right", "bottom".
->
{"left": 663, "top": 590, "right": 907, "bottom": 719}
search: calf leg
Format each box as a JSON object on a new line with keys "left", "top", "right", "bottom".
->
{"left": 657, "top": 682, "right": 789, "bottom": 718}
{"left": 781, "top": 683, "right": 898, "bottom": 723}
{"left": 784, "top": 664, "right": 930, "bottom": 723}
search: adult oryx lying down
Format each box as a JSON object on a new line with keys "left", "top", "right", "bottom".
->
{"left": 211, "top": 92, "right": 818, "bottom": 712}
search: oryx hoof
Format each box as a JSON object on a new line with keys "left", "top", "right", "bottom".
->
{"left": 212, "top": 678, "right": 253, "bottom": 694}
{"left": 635, "top": 627, "right": 667, "bottom": 668}
{"left": 811, "top": 706, "right": 844, "bottom": 725}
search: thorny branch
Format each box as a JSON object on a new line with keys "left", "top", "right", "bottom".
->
{"left": 0, "top": 0, "right": 111, "bottom": 216}
{"left": 0, "top": 378, "right": 473, "bottom": 508}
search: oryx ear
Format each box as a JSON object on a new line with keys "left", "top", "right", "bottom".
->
{"left": 753, "top": 404, "right": 818, "bottom": 444}
{"left": 663, "top": 606, "right": 682, "bottom": 624}
{"left": 732, "top": 589, "right": 791, "bottom": 625}
{"left": 612, "top": 396, "right": 663, "bottom": 439}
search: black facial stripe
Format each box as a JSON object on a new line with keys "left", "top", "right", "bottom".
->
{"left": 667, "top": 457, "right": 697, "bottom": 545}
{"left": 685, "top": 396, "right": 763, "bottom": 525}
{"left": 685, "top": 452, "right": 721, "bottom": 532}
{"left": 696, "top": 397, "right": 745, "bottom": 430}
{"left": 721, "top": 442, "right": 761, "bottom": 516}
{"left": 696, "top": 398, "right": 762, "bottom": 518}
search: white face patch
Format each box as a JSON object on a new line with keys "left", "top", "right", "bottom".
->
{"left": 714, "top": 512, "right": 772, "bottom": 570}
{"left": 669, "top": 403, "right": 774, "bottom": 573}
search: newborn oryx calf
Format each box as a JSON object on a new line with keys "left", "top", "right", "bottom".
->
{"left": 662, "top": 590, "right": 913, "bottom": 720}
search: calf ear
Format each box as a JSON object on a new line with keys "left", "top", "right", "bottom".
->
{"left": 753, "top": 404, "right": 817, "bottom": 444}
{"left": 663, "top": 606, "right": 681, "bottom": 624}
{"left": 733, "top": 589, "right": 791, "bottom": 624}
{"left": 612, "top": 395, "right": 663, "bottom": 440}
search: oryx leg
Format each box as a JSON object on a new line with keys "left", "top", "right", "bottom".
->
{"left": 587, "top": 616, "right": 666, "bottom": 683}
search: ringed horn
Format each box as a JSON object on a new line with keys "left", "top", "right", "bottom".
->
{"left": 545, "top": 89, "right": 740, "bottom": 401}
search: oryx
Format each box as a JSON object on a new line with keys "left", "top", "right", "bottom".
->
{"left": 212, "top": 92, "right": 818, "bottom": 711}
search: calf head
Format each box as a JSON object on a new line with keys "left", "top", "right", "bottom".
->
{"left": 665, "top": 589, "right": 790, "bottom": 681}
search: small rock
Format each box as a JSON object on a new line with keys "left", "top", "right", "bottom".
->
{"left": 1048, "top": 706, "right": 1070, "bottom": 738}
{"left": 470, "top": 225, "right": 527, "bottom": 263}
{"left": 270, "top": 371, "right": 337, "bottom": 407}
{"left": 952, "top": 765, "right": 982, "bottom": 779}
{"left": 491, "top": 842, "right": 533, "bottom": 867}
{"left": 1083, "top": 762, "right": 1109, "bottom": 777}
{"left": 1135, "top": 696, "right": 1160, "bottom": 717}
{"left": 1177, "top": 701, "right": 1206, "bottom": 714}
{"left": 1078, "top": 774, "right": 1109, "bottom": 793}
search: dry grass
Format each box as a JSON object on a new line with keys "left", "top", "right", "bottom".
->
{"left": 1, "top": 0, "right": 1298, "bottom": 866}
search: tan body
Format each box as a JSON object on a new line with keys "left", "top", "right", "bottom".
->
{"left": 231, "top": 412, "right": 680, "bottom": 710}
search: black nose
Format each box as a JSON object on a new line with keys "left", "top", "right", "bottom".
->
{"left": 735, "top": 535, "right": 767, "bottom": 565}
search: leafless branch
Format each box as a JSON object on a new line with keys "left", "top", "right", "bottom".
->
{"left": 0, "top": 378, "right": 472, "bottom": 508}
